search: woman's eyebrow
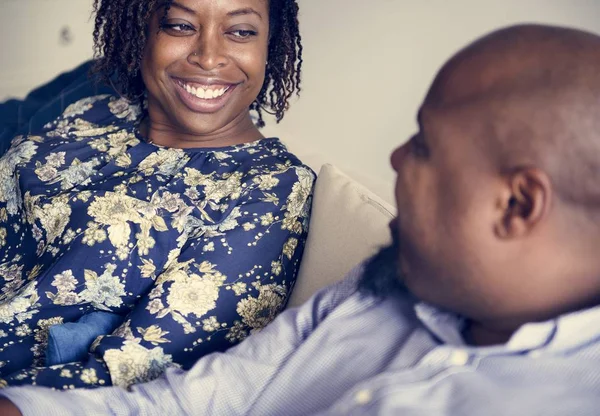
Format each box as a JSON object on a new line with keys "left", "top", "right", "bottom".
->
{"left": 160, "top": 3, "right": 263, "bottom": 20}
{"left": 166, "top": 1, "right": 196, "bottom": 15}
{"left": 227, "top": 8, "right": 263, "bottom": 20}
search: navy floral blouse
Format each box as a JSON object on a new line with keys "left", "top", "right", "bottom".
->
{"left": 0, "top": 95, "right": 314, "bottom": 389}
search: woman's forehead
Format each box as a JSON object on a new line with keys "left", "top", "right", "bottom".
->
{"left": 167, "top": 0, "right": 270, "bottom": 14}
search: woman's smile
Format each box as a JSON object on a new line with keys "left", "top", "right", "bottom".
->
{"left": 172, "top": 76, "right": 240, "bottom": 113}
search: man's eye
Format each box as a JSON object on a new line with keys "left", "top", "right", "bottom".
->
{"left": 229, "top": 29, "right": 258, "bottom": 40}
{"left": 411, "top": 136, "right": 430, "bottom": 158}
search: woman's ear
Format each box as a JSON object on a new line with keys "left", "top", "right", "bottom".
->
{"left": 494, "top": 167, "right": 552, "bottom": 239}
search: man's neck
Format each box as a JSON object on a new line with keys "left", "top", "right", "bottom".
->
{"left": 464, "top": 320, "right": 515, "bottom": 347}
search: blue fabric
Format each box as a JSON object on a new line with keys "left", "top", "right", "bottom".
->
{"left": 2, "top": 265, "right": 599, "bottom": 415}
{"left": 46, "top": 312, "right": 122, "bottom": 366}
{"left": 0, "top": 94, "right": 314, "bottom": 389}
{"left": 0, "top": 60, "right": 114, "bottom": 155}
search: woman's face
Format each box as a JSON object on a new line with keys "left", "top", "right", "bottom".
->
{"left": 141, "top": 0, "right": 270, "bottom": 144}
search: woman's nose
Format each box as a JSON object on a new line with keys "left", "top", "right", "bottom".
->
{"left": 187, "top": 33, "right": 229, "bottom": 71}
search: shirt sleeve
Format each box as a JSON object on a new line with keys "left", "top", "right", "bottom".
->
{"left": 349, "top": 372, "right": 600, "bottom": 416}
{"left": 0, "top": 165, "right": 315, "bottom": 390}
{"left": 0, "top": 269, "right": 360, "bottom": 416}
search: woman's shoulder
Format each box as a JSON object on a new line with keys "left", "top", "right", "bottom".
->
{"left": 239, "top": 140, "right": 316, "bottom": 204}
{"left": 264, "top": 140, "right": 316, "bottom": 187}
{"left": 229, "top": 138, "right": 316, "bottom": 179}
{"left": 51, "top": 94, "right": 143, "bottom": 128}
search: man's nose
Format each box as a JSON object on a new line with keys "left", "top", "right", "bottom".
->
{"left": 390, "top": 141, "right": 410, "bottom": 172}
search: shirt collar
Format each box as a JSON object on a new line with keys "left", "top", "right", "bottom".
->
{"left": 542, "top": 303, "right": 600, "bottom": 353}
{"left": 414, "top": 302, "right": 467, "bottom": 346}
{"left": 414, "top": 301, "right": 600, "bottom": 354}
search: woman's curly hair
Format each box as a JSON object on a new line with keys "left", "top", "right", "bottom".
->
{"left": 91, "top": 0, "right": 302, "bottom": 127}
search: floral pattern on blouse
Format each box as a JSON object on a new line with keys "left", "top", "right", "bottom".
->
{"left": 0, "top": 94, "right": 314, "bottom": 389}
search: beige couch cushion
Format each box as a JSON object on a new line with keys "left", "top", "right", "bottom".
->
{"left": 287, "top": 164, "right": 395, "bottom": 308}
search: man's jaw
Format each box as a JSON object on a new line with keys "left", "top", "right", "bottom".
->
{"left": 357, "top": 231, "right": 408, "bottom": 298}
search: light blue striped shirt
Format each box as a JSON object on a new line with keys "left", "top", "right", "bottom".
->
{"left": 3, "top": 265, "right": 600, "bottom": 415}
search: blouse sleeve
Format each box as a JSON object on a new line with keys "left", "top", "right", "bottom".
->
{"left": 0, "top": 164, "right": 315, "bottom": 389}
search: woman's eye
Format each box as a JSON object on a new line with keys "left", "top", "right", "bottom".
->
{"left": 229, "top": 29, "right": 258, "bottom": 40}
{"left": 161, "top": 23, "right": 195, "bottom": 34}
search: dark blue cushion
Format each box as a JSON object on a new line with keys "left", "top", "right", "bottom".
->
{"left": 0, "top": 60, "right": 116, "bottom": 155}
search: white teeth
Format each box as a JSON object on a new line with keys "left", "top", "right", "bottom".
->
{"left": 181, "top": 82, "right": 228, "bottom": 100}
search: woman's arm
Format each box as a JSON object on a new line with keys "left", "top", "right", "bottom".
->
{"left": 0, "top": 165, "right": 315, "bottom": 389}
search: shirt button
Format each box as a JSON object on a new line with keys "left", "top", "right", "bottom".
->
{"left": 449, "top": 349, "right": 470, "bottom": 366}
{"left": 355, "top": 389, "right": 373, "bottom": 405}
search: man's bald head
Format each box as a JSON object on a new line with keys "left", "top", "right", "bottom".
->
{"left": 428, "top": 24, "right": 600, "bottom": 107}
{"left": 426, "top": 24, "right": 600, "bottom": 209}
{"left": 384, "top": 24, "right": 600, "bottom": 335}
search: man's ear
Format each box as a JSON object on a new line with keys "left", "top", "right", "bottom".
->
{"left": 494, "top": 168, "right": 552, "bottom": 239}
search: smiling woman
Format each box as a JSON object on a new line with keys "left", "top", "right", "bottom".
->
{"left": 93, "top": 0, "right": 302, "bottom": 135}
{"left": 140, "top": 0, "right": 271, "bottom": 147}
{"left": 0, "top": 0, "right": 314, "bottom": 390}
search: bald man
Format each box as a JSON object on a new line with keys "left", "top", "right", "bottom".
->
{"left": 1, "top": 24, "right": 600, "bottom": 415}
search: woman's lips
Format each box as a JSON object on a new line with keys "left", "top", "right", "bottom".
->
{"left": 172, "top": 77, "right": 238, "bottom": 113}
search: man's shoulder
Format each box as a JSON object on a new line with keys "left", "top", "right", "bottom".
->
{"left": 292, "top": 264, "right": 412, "bottom": 330}
{"left": 306, "top": 264, "right": 365, "bottom": 310}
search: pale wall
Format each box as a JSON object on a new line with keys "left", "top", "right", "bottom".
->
{"left": 0, "top": 0, "right": 95, "bottom": 100}
{"left": 262, "top": 0, "right": 600, "bottom": 203}
{"left": 2, "top": 1, "right": 600, "bottom": 203}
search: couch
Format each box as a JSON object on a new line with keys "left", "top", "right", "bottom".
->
{"left": 0, "top": 62, "right": 396, "bottom": 309}
{"left": 286, "top": 163, "right": 395, "bottom": 308}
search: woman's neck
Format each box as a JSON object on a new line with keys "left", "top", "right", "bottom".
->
{"left": 139, "top": 112, "right": 264, "bottom": 149}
